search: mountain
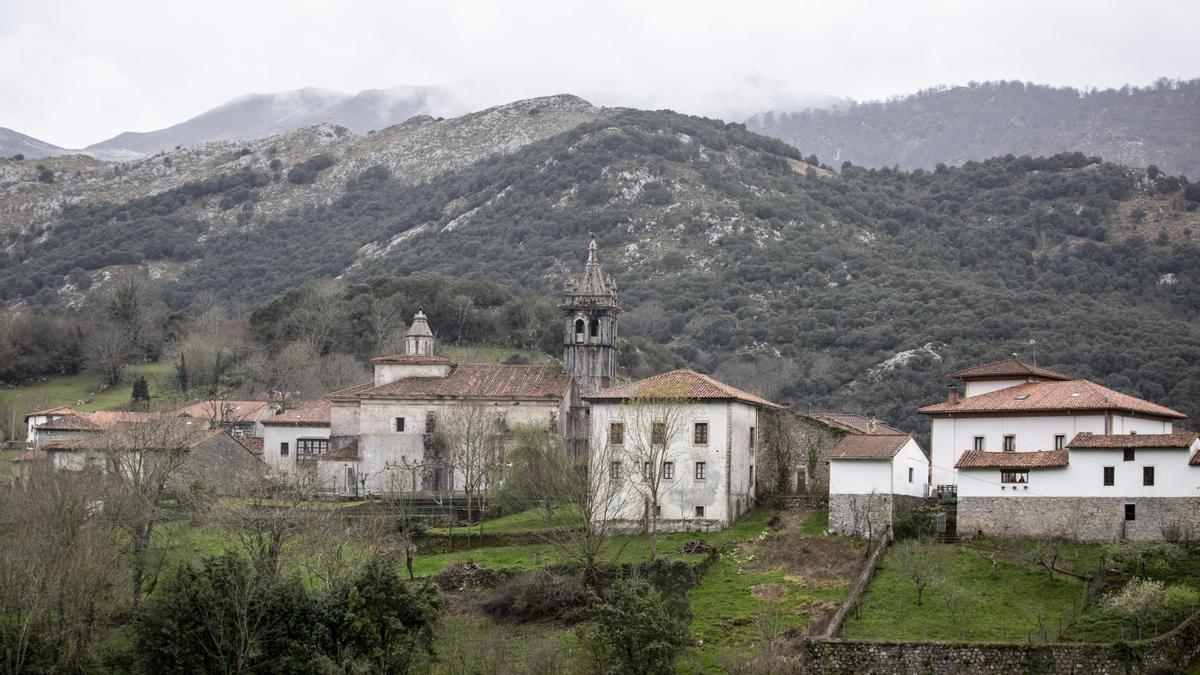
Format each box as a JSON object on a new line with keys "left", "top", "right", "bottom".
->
{"left": 85, "top": 86, "right": 457, "bottom": 158}
{"left": 3, "top": 95, "right": 1200, "bottom": 435}
{"left": 0, "top": 127, "right": 71, "bottom": 159}
{"left": 747, "top": 79, "right": 1200, "bottom": 178}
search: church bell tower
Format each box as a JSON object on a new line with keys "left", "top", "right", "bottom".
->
{"left": 563, "top": 236, "right": 620, "bottom": 401}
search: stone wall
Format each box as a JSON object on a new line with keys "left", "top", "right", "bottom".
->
{"left": 758, "top": 411, "right": 843, "bottom": 499}
{"left": 958, "top": 496, "right": 1200, "bottom": 541}
{"left": 829, "top": 493, "right": 926, "bottom": 539}
{"left": 805, "top": 608, "right": 1200, "bottom": 674}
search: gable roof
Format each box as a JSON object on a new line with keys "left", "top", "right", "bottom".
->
{"left": 262, "top": 400, "right": 331, "bottom": 426}
{"left": 35, "top": 410, "right": 161, "bottom": 431}
{"left": 235, "top": 436, "right": 265, "bottom": 456}
{"left": 1191, "top": 449, "right": 1200, "bottom": 466}
{"left": 583, "top": 369, "right": 783, "bottom": 409}
{"left": 174, "top": 400, "right": 272, "bottom": 424}
{"left": 919, "top": 379, "right": 1186, "bottom": 419}
{"left": 830, "top": 434, "right": 917, "bottom": 460}
{"left": 24, "top": 405, "right": 75, "bottom": 420}
{"left": 807, "top": 412, "right": 906, "bottom": 435}
{"left": 955, "top": 449, "right": 1070, "bottom": 469}
{"left": 1068, "top": 432, "right": 1199, "bottom": 449}
{"left": 319, "top": 441, "right": 360, "bottom": 462}
{"left": 951, "top": 356, "right": 1072, "bottom": 381}
{"left": 355, "top": 364, "right": 572, "bottom": 402}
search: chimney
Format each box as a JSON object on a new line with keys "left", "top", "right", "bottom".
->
{"left": 866, "top": 413, "right": 877, "bottom": 434}
{"left": 948, "top": 386, "right": 960, "bottom": 405}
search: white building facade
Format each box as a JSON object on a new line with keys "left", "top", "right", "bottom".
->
{"left": 919, "top": 356, "right": 1196, "bottom": 540}
{"left": 584, "top": 369, "right": 782, "bottom": 532}
{"left": 827, "top": 434, "right": 929, "bottom": 538}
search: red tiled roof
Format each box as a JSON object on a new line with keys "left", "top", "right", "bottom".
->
{"left": 807, "top": 412, "right": 906, "bottom": 435}
{"left": 955, "top": 449, "right": 1069, "bottom": 469}
{"left": 919, "top": 380, "right": 1185, "bottom": 419}
{"left": 319, "top": 441, "right": 360, "bottom": 461}
{"left": 11, "top": 448, "right": 48, "bottom": 463}
{"left": 235, "top": 436, "right": 265, "bottom": 455}
{"left": 1068, "top": 432, "right": 1199, "bottom": 449}
{"left": 951, "top": 356, "right": 1072, "bottom": 381}
{"left": 369, "top": 354, "right": 454, "bottom": 366}
{"left": 35, "top": 411, "right": 161, "bottom": 431}
{"left": 358, "top": 364, "right": 572, "bottom": 401}
{"left": 830, "top": 434, "right": 916, "bottom": 460}
{"left": 262, "top": 400, "right": 331, "bottom": 426}
{"left": 583, "top": 369, "right": 783, "bottom": 409}
{"left": 1191, "top": 450, "right": 1200, "bottom": 466}
{"left": 23, "top": 405, "right": 75, "bottom": 420}
{"left": 175, "top": 400, "right": 272, "bottom": 424}
{"left": 327, "top": 382, "right": 376, "bottom": 400}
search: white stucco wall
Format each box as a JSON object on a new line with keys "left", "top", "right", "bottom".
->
{"left": 958, "top": 444, "right": 1200, "bottom": 499}
{"left": 963, "top": 379, "right": 1030, "bottom": 398}
{"left": 261, "top": 424, "right": 331, "bottom": 472}
{"left": 929, "top": 413, "right": 1174, "bottom": 487}
{"left": 588, "top": 399, "right": 760, "bottom": 529}
{"left": 373, "top": 363, "right": 452, "bottom": 387}
{"left": 829, "top": 438, "right": 928, "bottom": 498}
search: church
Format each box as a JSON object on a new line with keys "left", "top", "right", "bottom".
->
{"left": 261, "top": 237, "right": 622, "bottom": 496}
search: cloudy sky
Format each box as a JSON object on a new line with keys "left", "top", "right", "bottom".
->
{"left": 3, "top": 0, "right": 1197, "bottom": 148}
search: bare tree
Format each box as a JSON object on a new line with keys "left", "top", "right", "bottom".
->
{"left": 287, "top": 279, "right": 345, "bottom": 354}
{"left": 216, "top": 471, "right": 320, "bottom": 578}
{"left": 85, "top": 323, "right": 133, "bottom": 386}
{"left": 889, "top": 539, "right": 953, "bottom": 606}
{"left": 438, "top": 403, "right": 507, "bottom": 543}
{"left": 96, "top": 414, "right": 208, "bottom": 604}
{"left": 366, "top": 296, "right": 404, "bottom": 356}
{"left": 613, "top": 384, "right": 692, "bottom": 560}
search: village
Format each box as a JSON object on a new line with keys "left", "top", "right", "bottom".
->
{"left": 9, "top": 239, "right": 1200, "bottom": 672}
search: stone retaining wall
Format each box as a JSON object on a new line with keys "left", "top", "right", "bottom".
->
{"left": 829, "top": 493, "right": 925, "bottom": 539}
{"left": 958, "top": 496, "right": 1199, "bottom": 541}
{"left": 805, "top": 609, "right": 1200, "bottom": 674}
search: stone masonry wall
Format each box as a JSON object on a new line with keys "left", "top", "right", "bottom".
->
{"left": 805, "top": 607, "right": 1200, "bottom": 674}
{"left": 958, "top": 496, "right": 1200, "bottom": 541}
{"left": 829, "top": 493, "right": 926, "bottom": 539}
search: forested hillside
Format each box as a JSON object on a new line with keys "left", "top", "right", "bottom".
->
{"left": 3, "top": 102, "right": 1200, "bottom": 436}
{"left": 748, "top": 79, "right": 1200, "bottom": 178}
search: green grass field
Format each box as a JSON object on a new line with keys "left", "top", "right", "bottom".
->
{"left": 1, "top": 362, "right": 172, "bottom": 424}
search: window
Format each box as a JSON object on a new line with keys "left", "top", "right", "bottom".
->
{"left": 1103, "top": 466, "right": 1115, "bottom": 486}
{"left": 280, "top": 442, "right": 289, "bottom": 457}
{"left": 1143, "top": 466, "right": 1155, "bottom": 486}
{"left": 1003, "top": 435, "right": 1016, "bottom": 452}
{"left": 297, "top": 438, "right": 330, "bottom": 458}
{"left": 1001, "top": 470, "right": 1029, "bottom": 484}
{"left": 589, "top": 317, "right": 600, "bottom": 338}
{"left": 694, "top": 422, "right": 709, "bottom": 445}
{"left": 425, "top": 411, "right": 437, "bottom": 433}
{"left": 1054, "top": 434, "right": 1066, "bottom": 450}
{"left": 662, "top": 461, "right": 675, "bottom": 479}
{"left": 654, "top": 504, "right": 662, "bottom": 517}
{"left": 973, "top": 436, "right": 985, "bottom": 451}
{"left": 609, "top": 422, "right": 624, "bottom": 445}
{"left": 574, "top": 319, "right": 585, "bottom": 343}
{"left": 695, "top": 505, "right": 705, "bottom": 518}
{"left": 749, "top": 466, "right": 755, "bottom": 487}
{"left": 1123, "top": 448, "right": 1136, "bottom": 462}
{"left": 749, "top": 426, "right": 756, "bottom": 449}
{"left": 651, "top": 422, "right": 666, "bottom": 445}
{"left": 695, "top": 461, "right": 707, "bottom": 480}
{"left": 1124, "top": 503, "right": 1136, "bottom": 521}
{"left": 395, "top": 417, "right": 406, "bottom": 432}
{"left": 908, "top": 467, "right": 914, "bottom": 483}
{"left": 642, "top": 461, "right": 652, "bottom": 479}
{"left": 610, "top": 461, "right": 621, "bottom": 480}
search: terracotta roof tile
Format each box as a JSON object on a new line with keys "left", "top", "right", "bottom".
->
{"left": 583, "top": 370, "right": 783, "bottom": 409}
{"left": 358, "top": 364, "right": 571, "bottom": 401}
{"left": 368, "top": 354, "right": 454, "bottom": 366}
{"left": 35, "top": 411, "right": 161, "bottom": 431}
{"left": 1191, "top": 450, "right": 1200, "bottom": 466}
{"left": 319, "top": 441, "right": 360, "bottom": 461}
{"left": 830, "top": 434, "right": 916, "bottom": 460}
{"left": 174, "top": 400, "right": 272, "bottom": 424}
{"left": 951, "top": 356, "right": 1072, "bottom": 381}
{"left": 235, "top": 436, "right": 265, "bottom": 455}
{"left": 919, "top": 380, "right": 1185, "bottom": 419}
{"left": 327, "top": 382, "right": 375, "bottom": 400}
{"left": 262, "top": 400, "right": 331, "bottom": 426}
{"left": 11, "top": 448, "right": 48, "bottom": 462}
{"left": 955, "top": 449, "right": 1069, "bottom": 469}
{"left": 23, "top": 405, "right": 75, "bottom": 419}
{"left": 807, "top": 412, "right": 906, "bottom": 435}
{"left": 1068, "top": 432, "right": 1199, "bottom": 449}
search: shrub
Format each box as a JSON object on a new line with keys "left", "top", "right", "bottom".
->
{"left": 288, "top": 153, "right": 337, "bottom": 184}
{"left": 1104, "top": 578, "right": 1165, "bottom": 639}
{"left": 1184, "top": 182, "right": 1200, "bottom": 203}
{"left": 480, "top": 569, "right": 590, "bottom": 623}
{"left": 591, "top": 578, "right": 689, "bottom": 675}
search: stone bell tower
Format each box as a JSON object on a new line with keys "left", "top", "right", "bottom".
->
{"left": 563, "top": 236, "right": 620, "bottom": 402}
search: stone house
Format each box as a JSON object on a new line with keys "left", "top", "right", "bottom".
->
{"left": 919, "top": 355, "right": 1196, "bottom": 540}
{"left": 757, "top": 410, "right": 906, "bottom": 499}
{"left": 584, "top": 369, "right": 784, "bottom": 531}
{"left": 22, "top": 405, "right": 74, "bottom": 444}
{"left": 827, "top": 433, "right": 930, "bottom": 538}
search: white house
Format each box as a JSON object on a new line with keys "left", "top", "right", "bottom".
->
{"left": 919, "top": 355, "right": 1196, "bottom": 540}
{"left": 23, "top": 405, "right": 74, "bottom": 444}
{"left": 583, "top": 369, "right": 783, "bottom": 532}
{"left": 827, "top": 433, "right": 929, "bottom": 538}
{"left": 173, "top": 400, "right": 278, "bottom": 437}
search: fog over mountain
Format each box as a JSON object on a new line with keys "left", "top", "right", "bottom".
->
{"left": 0, "top": 126, "right": 70, "bottom": 159}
